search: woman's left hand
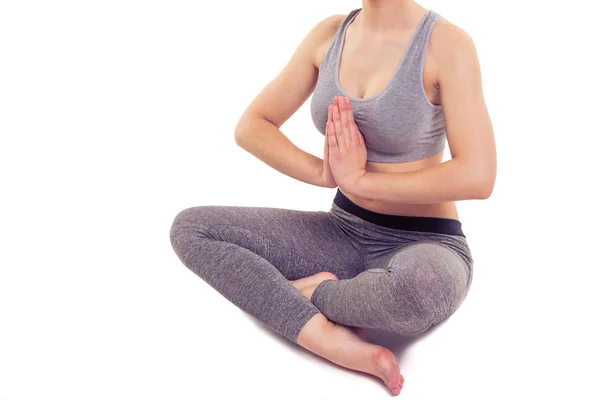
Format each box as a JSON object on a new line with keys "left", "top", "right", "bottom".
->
{"left": 327, "top": 96, "right": 368, "bottom": 194}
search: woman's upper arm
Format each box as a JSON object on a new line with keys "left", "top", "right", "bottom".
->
{"left": 235, "top": 14, "right": 345, "bottom": 135}
{"left": 435, "top": 20, "right": 497, "bottom": 197}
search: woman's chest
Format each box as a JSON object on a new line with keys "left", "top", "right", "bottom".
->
{"left": 311, "top": 84, "right": 442, "bottom": 157}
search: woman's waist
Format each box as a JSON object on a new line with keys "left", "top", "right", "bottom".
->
{"left": 329, "top": 190, "right": 473, "bottom": 268}
{"left": 333, "top": 188, "right": 465, "bottom": 238}
{"left": 339, "top": 189, "right": 460, "bottom": 220}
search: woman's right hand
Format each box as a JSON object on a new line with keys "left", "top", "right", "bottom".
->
{"left": 320, "top": 104, "right": 338, "bottom": 189}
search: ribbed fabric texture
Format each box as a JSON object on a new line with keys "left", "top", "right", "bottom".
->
{"left": 311, "top": 8, "right": 446, "bottom": 163}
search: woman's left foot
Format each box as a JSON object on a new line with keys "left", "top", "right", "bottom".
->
{"left": 290, "top": 271, "right": 339, "bottom": 301}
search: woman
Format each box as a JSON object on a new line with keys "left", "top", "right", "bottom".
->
{"left": 170, "top": 0, "right": 496, "bottom": 396}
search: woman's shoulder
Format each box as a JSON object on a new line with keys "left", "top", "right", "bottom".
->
{"left": 430, "top": 13, "right": 476, "bottom": 57}
{"left": 303, "top": 13, "right": 348, "bottom": 68}
{"left": 311, "top": 13, "right": 348, "bottom": 37}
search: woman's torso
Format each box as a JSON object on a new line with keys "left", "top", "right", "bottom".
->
{"left": 312, "top": 7, "right": 459, "bottom": 220}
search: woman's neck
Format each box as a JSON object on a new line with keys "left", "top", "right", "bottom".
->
{"left": 358, "top": 0, "right": 424, "bottom": 35}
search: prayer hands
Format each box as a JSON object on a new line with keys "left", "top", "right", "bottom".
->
{"left": 326, "top": 96, "right": 367, "bottom": 193}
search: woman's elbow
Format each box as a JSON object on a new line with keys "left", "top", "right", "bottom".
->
{"left": 472, "top": 174, "right": 495, "bottom": 199}
{"left": 234, "top": 114, "right": 256, "bottom": 146}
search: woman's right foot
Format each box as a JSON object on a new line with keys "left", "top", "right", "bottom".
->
{"left": 297, "top": 314, "right": 404, "bottom": 396}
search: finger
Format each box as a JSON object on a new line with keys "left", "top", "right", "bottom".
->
{"left": 339, "top": 97, "right": 352, "bottom": 144}
{"left": 332, "top": 104, "right": 345, "bottom": 149}
{"left": 326, "top": 105, "right": 332, "bottom": 139}
{"left": 334, "top": 96, "right": 341, "bottom": 128}
{"left": 327, "top": 121, "right": 338, "bottom": 152}
{"left": 356, "top": 128, "right": 366, "bottom": 149}
{"left": 345, "top": 97, "right": 359, "bottom": 144}
{"left": 326, "top": 107, "right": 334, "bottom": 136}
{"left": 324, "top": 124, "right": 330, "bottom": 159}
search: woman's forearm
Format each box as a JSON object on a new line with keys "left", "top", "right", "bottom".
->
{"left": 235, "top": 116, "right": 327, "bottom": 187}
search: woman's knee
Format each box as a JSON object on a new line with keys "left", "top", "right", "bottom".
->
{"left": 385, "top": 242, "right": 470, "bottom": 332}
{"left": 169, "top": 206, "right": 214, "bottom": 254}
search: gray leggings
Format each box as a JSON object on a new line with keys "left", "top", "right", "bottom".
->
{"left": 169, "top": 189, "right": 474, "bottom": 344}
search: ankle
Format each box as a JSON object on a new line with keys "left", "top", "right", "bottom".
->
{"left": 297, "top": 313, "right": 335, "bottom": 351}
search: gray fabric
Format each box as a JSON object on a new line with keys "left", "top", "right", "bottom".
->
{"left": 169, "top": 200, "right": 474, "bottom": 344}
{"left": 310, "top": 8, "right": 446, "bottom": 163}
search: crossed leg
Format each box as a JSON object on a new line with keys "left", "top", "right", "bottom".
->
{"left": 170, "top": 204, "right": 418, "bottom": 395}
{"left": 169, "top": 204, "right": 363, "bottom": 341}
{"left": 310, "top": 241, "right": 472, "bottom": 335}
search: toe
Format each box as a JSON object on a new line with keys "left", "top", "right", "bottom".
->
{"left": 388, "top": 366, "right": 401, "bottom": 388}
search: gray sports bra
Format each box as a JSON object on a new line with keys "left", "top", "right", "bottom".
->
{"left": 310, "top": 8, "right": 445, "bottom": 163}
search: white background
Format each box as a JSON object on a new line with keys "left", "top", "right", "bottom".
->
{"left": 1, "top": 0, "right": 599, "bottom": 399}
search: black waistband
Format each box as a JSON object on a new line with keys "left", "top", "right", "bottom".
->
{"left": 333, "top": 188, "right": 465, "bottom": 237}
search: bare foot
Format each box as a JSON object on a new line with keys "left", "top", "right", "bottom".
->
{"left": 372, "top": 345, "right": 404, "bottom": 396}
{"left": 289, "top": 271, "right": 339, "bottom": 301}
{"left": 292, "top": 273, "right": 404, "bottom": 394}
{"left": 350, "top": 326, "right": 368, "bottom": 341}
{"left": 296, "top": 313, "right": 404, "bottom": 395}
